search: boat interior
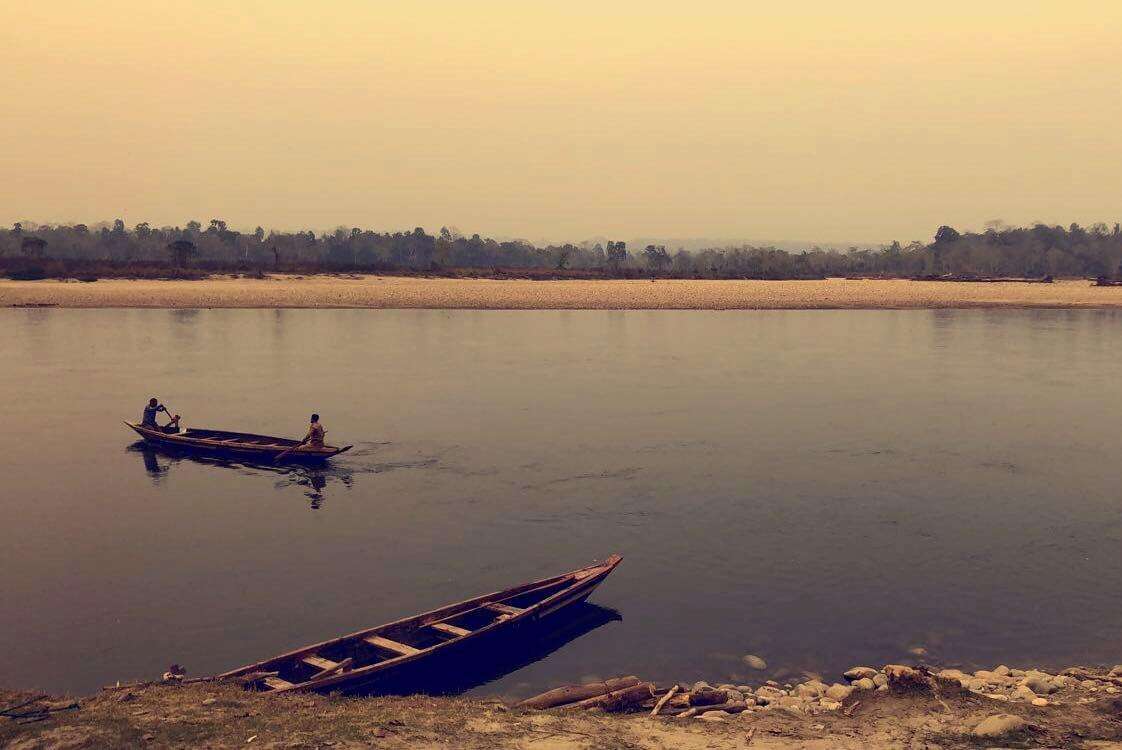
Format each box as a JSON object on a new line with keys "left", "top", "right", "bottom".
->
{"left": 178, "top": 428, "right": 302, "bottom": 447}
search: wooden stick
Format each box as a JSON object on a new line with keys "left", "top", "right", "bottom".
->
{"left": 1063, "top": 668, "right": 1122, "bottom": 687}
{"left": 518, "top": 676, "right": 641, "bottom": 710}
{"left": 650, "top": 684, "right": 679, "bottom": 717}
{"left": 660, "top": 701, "right": 748, "bottom": 717}
{"left": 0, "top": 695, "right": 46, "bottom": 716}
{"left": 560, "top": 682, "right": 654, "bottom": 712}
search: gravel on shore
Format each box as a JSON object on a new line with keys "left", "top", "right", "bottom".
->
{"left": 4, "top": 276, "right": 1122, "bottom": 309}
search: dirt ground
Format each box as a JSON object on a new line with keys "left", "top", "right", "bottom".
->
{"left": 4, "top": 276, "right": 1122, "bottom": 310}
{"left": 4, "top": 678, "right": 1122, "bottom": 750}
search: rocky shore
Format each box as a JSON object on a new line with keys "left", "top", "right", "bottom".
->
{"left": 5, "top": 662, "right": 1122, "bottom": 748}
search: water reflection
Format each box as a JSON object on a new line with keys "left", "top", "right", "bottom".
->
{"left": 350, "top": 603, "right": 623, "bottom": 697}
{"left": 127, "top": 442, "right": 353, "bottom": 509}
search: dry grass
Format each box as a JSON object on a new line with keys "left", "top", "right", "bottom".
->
{"left": 3, "top": 276, "right": 1122, "bottom": 310}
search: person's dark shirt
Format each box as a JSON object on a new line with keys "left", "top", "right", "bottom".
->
{"left": 142, "top": 403, "right": 166, "bottom": 426}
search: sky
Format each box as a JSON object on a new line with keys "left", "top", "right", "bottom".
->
{"left": 2, "top": 1, "right": 1121, "bottom": 244}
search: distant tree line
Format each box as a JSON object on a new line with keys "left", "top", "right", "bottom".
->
{"left": 3, "top": 219, "right": 1122, "bottom": 280}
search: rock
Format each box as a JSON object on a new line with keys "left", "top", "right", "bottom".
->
{"left": 115, "top": 691, "right": 137, "bottom": 703}
{"left": 967, "top": 679, "right": 987, "bottom": 692}
{"left": 1022, "top": 672, "right": 1057, "bottom": 695}
{"left": 1110, "top": 665, "right": 1122, "bottom": 677}
{"left": 765, "top": 680, "right": 779, "bottom": 687}
{"left": 885, "top": 664, "right": 932, "bottom": 692}
{"left": 936, "top": 669, "right": 970, "bottom": 687}
{"left": 1107, "top": 686, "right": 1120, "bottom": 694}
{"left": 743, "top": 655, "right": 767, "bottom": 670}
{"left": 754, "top": 686, "right": 784, "bottom": 704}
{"left": 201, "top": 697, "right": 218, "bottom": 706}
{"left": 825, "top": 683, "right": 853, "bottom": 701}
{"left": 1081, "top": 680, "right": 1099, "bottom": 689}
{"left": 970, "top": 713, "right": 1027, "bottom": 738}
{"left": 873, "top": 673, "right": 888, "bottom": 688}
{"left": 793, "top": 681, "right": 827, "bottom": 699}
{"left": 724, "top": 689, "right": 745, "bottom": 703}
{"left": 1010, "top": 668, "right": 1026, "bottom": 678}
{"left": 994, "top": 665, "right": 1011, "bottom": 677}
{"left": 692, "top": 681, "right": 713, "bottom": 692}
{"left": 697, "top": 711, "right": 727, "bottom": 721}
{"left": 1011, "top": 685, "right": 1037, "bottom": 702}
{"left": 717, "top": 683, "right": 737, "bottom": 691}
{"left": 1031, "top": 698, "right": 1049, "bottom": 707}
{"left": 843, "top": 667, "right": 878, "bottom": 681}
{"left": 852, "top": 678, "right": 876, "bottom": 691}
{"left": 983, "top": 693, "right": 1010, "bottom": 701}
{"left": 735, "top": 685, "right": 753, "bottom": 694}
{"left": 820, "top": 699, "right": 842, "bottom": 711}
{"left": 1051, "top": 675, "right": 1068, "bottom": 689}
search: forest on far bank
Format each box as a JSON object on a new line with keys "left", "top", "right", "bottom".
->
{"left": 3, "top": 220, "right": 1122, "bottom": 281}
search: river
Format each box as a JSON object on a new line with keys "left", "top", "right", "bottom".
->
{"left": 2, "top": 308, "right": 1121, "bottom": 697}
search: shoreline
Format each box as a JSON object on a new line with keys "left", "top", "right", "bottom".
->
{"left": 4, "top": 662, "right": 1122, "bottom": 748}
{"left": 4, "top": 275, "right": 1122, "bottom": 310}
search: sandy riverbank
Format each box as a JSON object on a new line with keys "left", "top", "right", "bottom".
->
{"left": 4, "top": 275, "right": 1122, "bottom": 309}
{"left": 5, "top": 663, "right": 1122, "bottom": 748}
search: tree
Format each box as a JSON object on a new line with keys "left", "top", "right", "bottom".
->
{"left": 185, "top": 220, "right": 202, "bottom": 233}
{"left": 21, "top": 236, "right": 47, "bottom": 258}
{"left": 606, "top": 241, "right": 628, "bottom": 273}
{"left": 934, "top": 226, "right": 961, "bottom": 245}
{"left": 643, "top": 244, "right": 670, "bottom": 273}
{"left": 556, "top": 246, "right": 572, "bottom": 270}
{"left": 167, "top": 239, "right": 196, "bottom": 267}
{"left": 134, "top": 222, "right": 151, "bottom": 239}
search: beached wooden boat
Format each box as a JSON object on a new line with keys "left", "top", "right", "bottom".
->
{"left": 124, "top": 422, "right": 352, "bottom": 461}
{"left": 217, "top": 554, "right": 623, "bottom": 694}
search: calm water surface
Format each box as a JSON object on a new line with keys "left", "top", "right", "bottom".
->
{"left": 3, "top": 308, "right": 1122, "bottom": 697}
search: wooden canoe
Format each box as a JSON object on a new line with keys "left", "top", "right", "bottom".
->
{"left": 124, "top": 422, "right": 352, "bottom": 461}
{"left": 217, "top": 554, "right": 623, "bottom": 694}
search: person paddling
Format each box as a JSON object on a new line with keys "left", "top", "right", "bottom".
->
{"left": 141, "top": 398, "right": 180, "bottom": 433}
{"left": 304, "top": 413, "right": 326, "bottom": 448}
{"left": 142, "top": 398, "right": 168, "bottom": 428}
{"left": 274, "top": 413, "right": 325, "bottom": 461}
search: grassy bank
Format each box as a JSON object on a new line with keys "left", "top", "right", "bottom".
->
{"left": 4, "top": 276, "right": 1122, "bottom": 310}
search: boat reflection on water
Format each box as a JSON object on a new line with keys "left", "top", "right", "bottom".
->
{"left": 347, "top": 602, "right": 623, "bottom": 697}
{"left": 127, "top": 442, "right": 353, "bottom": 509}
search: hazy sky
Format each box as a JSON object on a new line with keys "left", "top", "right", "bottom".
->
{"left": 3, "top": 1, "right": 1121, "bottom": 243}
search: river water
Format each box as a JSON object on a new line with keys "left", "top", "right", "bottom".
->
{"left": 3, "top": 308, "right": 1122, "bottom": 697}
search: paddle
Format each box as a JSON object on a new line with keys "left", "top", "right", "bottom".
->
{"left": 273, "top": 439, "right": 305, "bottom": 462}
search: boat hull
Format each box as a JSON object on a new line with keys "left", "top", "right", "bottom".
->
{"left": 218, "top": 554, "right": 623, "bottom": 694}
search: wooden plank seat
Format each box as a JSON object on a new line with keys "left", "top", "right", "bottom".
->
{"left": 430, "top": 622, "right": 471, "bottom": 638}
{"left": 484, "top": 602, "right": 524, "bottom": 616}
{"left": 301, "top": 655, "right": 339, "bottom": 671}
{"left": 363, "top": 635, "right": 422, "bottom": 657}
{"left": 263, "top": 676, "right": 295, "bottom": 691}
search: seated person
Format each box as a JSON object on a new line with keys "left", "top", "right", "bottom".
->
{"left": 142, "top": 398, "right": 167, "bottom": 427}
{"left": 304, "top": 413, "right": 326, "bottom": 448}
